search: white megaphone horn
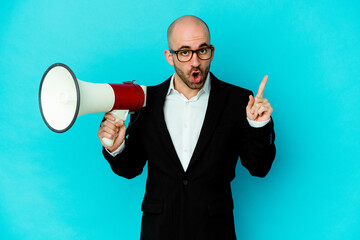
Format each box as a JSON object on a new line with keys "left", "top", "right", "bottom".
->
{"left": 39, "top": 63, "right": 147, "bottom": 147}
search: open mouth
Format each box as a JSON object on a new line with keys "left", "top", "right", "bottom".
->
{"left": 192, "top": 71, "right": 201, "bottom": 83}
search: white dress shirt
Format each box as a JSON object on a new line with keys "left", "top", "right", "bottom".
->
{"left": 163, "top": 74, "right": 211, "bottom": 171}
{"left": 108, "top": 73, "right": 270, "bottom": 171}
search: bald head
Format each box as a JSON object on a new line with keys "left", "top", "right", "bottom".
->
{"left": 167, "top": 15, "right": 210, "bottom": 49}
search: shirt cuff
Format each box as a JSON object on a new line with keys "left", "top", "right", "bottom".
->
{"left": 105, "top": 141, "right": 126, "bottom": 157}
{"left": 247, "top": 118, "right": 270, "bottom": 128}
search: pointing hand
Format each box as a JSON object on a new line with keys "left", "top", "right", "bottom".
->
{"left": 246, "top": 75, "right": 273, "bottom": 122}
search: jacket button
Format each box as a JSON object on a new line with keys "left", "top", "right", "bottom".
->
{"left": 183, "top": 179, "right": 189, "bottom": 185}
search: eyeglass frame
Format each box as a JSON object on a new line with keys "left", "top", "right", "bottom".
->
{"left": 169, "top": 45, "right": 214, "bottom": 62}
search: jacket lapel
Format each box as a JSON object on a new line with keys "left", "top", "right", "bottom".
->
{"left": 187, "top": 73, "right": 229, "bottom": 170}
{"left": 152, "top": 78, "right": 185, "bottom": 173}
{"left": 151, "top": 74, "right": 229, "bottom": 173}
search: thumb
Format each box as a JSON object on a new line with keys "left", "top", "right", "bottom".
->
{"left": 114, "top": 122, "right": 126, "bottom": 146}
{"left": 247, "top": 95, "right": 256, "bottom": 117}
{"left": 247, "top": 95, "right": 255, "bottom": 108}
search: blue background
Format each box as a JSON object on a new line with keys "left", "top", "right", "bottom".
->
{"left": 1, "top": 0, "right": 359, "bottom": 239}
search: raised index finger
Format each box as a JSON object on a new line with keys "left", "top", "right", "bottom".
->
{"left": 256, "top": 75, "right": 268, "bottom": 98}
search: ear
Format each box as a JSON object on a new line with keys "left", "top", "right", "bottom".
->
{"left": 164, "top": 49, "right": 174, "bottom": 66}
{"left": 210, "top": 46, "right": 215, "bottom": 62}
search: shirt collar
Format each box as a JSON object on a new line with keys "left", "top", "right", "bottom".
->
{"left": 166, "top": 72, "right": 211, "bottom": 96}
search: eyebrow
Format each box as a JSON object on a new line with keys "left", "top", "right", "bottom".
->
{"left": 178, "top": 43, "right": 210, "bottom": 50}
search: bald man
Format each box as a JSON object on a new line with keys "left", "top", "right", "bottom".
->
{"left": 98, "top": 15, "right": 275, "bottom": 240}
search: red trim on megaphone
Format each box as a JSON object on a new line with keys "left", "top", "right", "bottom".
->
{"left": 109, "top": 83, "right": 145, "bottom": 112}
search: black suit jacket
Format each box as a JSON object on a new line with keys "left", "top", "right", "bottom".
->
{"left": 103, "top": 73, "right": 276, "bottom": 240}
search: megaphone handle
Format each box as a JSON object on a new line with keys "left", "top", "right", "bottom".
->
{"left": 102, "top": 109, "right": 129, "bottom": 147}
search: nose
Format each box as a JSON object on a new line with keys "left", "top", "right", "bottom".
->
{"left": 190, "top": 52, "right": 200, "bottom": 67}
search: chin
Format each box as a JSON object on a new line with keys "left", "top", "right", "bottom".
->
{"left": 187, "top": 80, "right": 205, "bottom": 89}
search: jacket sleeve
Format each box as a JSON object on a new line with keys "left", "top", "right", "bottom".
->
{"left": 237, "top": 91, "right": 276, "bottom": 178}
{"left": 102, "top": 112, "right": 148, "bottom": 179}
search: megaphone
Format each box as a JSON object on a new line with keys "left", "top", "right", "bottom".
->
{"left": 39, "top": 63, "right": 146, "bottom": 147}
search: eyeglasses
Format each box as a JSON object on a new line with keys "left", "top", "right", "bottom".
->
{"left": 170, "top": 46, "right": 214, "bottom": 62}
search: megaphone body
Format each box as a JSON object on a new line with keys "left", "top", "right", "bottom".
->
{"left": 39, "top": 63, "right": 146, "bottom": 146}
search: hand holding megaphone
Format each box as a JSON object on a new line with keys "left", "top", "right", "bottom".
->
{"left": 39, "top": 63, "right": 146, "bottom": 147}
{"left": 101, "top": 110, "right": 129, "bottom": 147}
{"left": 98, "top": 111, "right": 128, "bottom": 152}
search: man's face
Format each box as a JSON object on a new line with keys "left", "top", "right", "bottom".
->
{"left": 166, "top": 21, "right": 214, "bottom": 90}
